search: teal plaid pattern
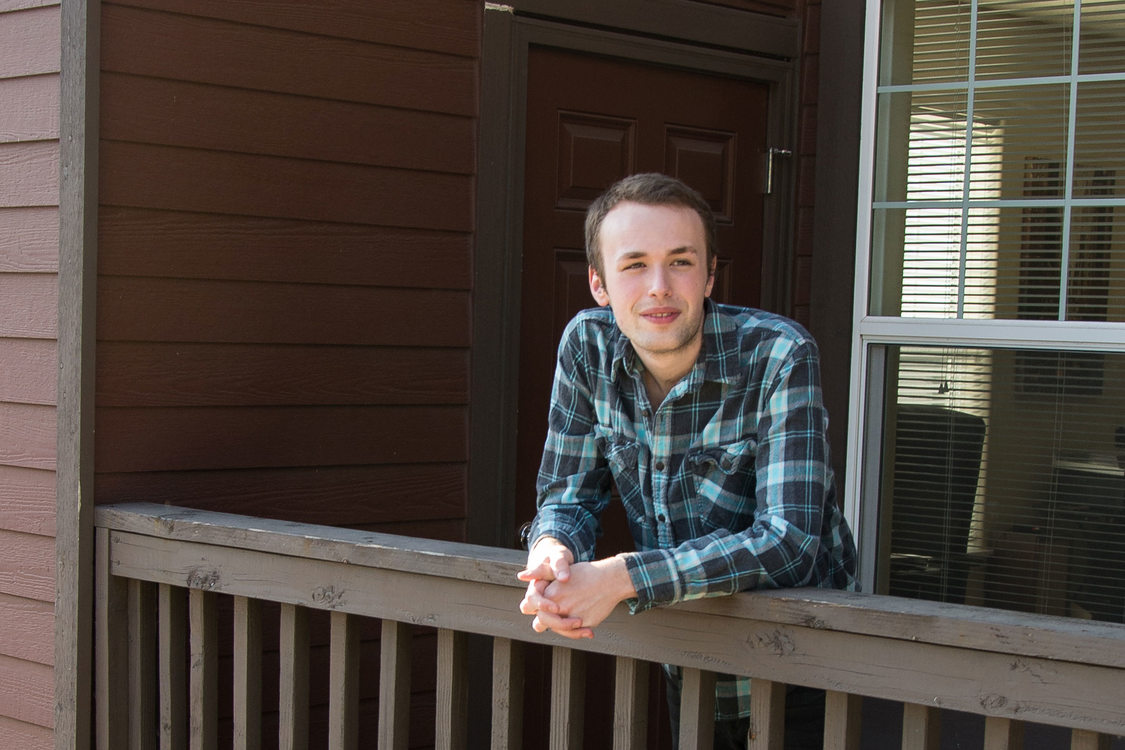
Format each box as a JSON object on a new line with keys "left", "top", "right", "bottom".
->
{"left": 529, "top": 300, "right": 858, "bottom": 719}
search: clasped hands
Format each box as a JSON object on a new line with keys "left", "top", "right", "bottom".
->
{"left": 516, "top": 536, "right": 636, "bottom": 640}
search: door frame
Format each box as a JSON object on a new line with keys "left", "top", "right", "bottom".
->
{"left": 468, "top": 1, "right": 803, "bottom": 547}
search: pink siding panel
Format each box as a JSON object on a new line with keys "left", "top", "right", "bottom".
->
{"left": 0, "top": 5, "right": 59, "bottom": 78}
{"left": 0, "top": 338, "right": 56, "bottom": 405}
{"left": 0, "top": 654, "right": 53, "bottom": 728}
{"left": 0, "top": 403, "right": 56, "bottom": 471}
{"left": 0, "top": 715, "right": 52, "bottom": 750}
{"left": 0, "top": 207, "right": 59, "bottom": 272}
{"left": 0, "top": 593, "right": 53, "bottom": 665}
{"left": 0, "top": 529, "right": 55, "bottom": 602}
{"left": 0, "top": 74, "right": 58, "bottom": 142}
{"left": 0, "top": 466, "right": 55, "bottom": 536}
{"left": 0, "top": 273, "right": 57, "bottom": 338}
{"left": 0, "top": 141, "right": 59, "bottom": 207}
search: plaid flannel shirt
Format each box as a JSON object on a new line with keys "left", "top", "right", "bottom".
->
{"left": 529, "top": 300, "right": 858, "bottom": 719}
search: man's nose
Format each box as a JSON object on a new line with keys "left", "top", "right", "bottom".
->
{"left": 648, "top": 267, "right": 672, "bottom": 296}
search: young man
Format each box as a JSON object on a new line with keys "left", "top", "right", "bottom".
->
{"left": 517, "top": 173, "right": 857, "bottom": 749}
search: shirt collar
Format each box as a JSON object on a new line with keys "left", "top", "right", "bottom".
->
{"left": 609, "top": 298, "right": 744, "bottom": 387}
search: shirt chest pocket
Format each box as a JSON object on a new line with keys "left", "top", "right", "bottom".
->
{"left": 594, "top": 426, "right": 642, "bottom": 503}
{"left": 686, "top": 437, "right": 757, "bottom": 532}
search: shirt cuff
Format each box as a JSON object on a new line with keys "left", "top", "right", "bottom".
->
{"left": 621, "top": 548, "right": 681, "bottom": 613}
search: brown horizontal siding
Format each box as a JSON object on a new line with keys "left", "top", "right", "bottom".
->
{"left": 97, "top": 279, "right": 470, "bottom": 347}
{"left": 94, "top": 0, "right": 479, "bottom": 592}
{"left": 111, "top": 0, "right": 480, "bottom": 57}
{"left": 97, "top": 343, "right": 468, "bottom": 407}
{"left": 95, "top": 405, "right": 467, "bottom": 471}
{"left": 99, "top": 208, "right": 471, "bottom": 289}
{"left": 101, "top": 4, "right": 477, "bottom": 116}
{"left": 0, "top": 715, "right": 51, "bottom": 750}
{"left": 95, "top": 464, "right": 466, "bottom": 527}
{"left": 0, "top": 654, "right": 52, "bottom": 729}
{"left": 0, "top": 207, "right": 58, "bottom": 272}
{"left": 99, "top": 142, "right": 474, "bottom": 231}
{"left": 101, "top": 74, "right": 476, "bottom": 175}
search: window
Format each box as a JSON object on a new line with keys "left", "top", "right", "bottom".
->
{"left": 851, "top": 0, "right": 1125, "bottom": 622}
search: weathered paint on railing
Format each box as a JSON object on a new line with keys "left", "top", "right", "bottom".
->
{"left": 93, "top": 503, "right": 1125, "bottom": 749}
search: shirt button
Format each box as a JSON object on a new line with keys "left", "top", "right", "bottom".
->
{"left": 657, "top": 513, "right": 666, "bottom": 523}
{"left": 655, "top": 461, "right": 665, "bottom": 471}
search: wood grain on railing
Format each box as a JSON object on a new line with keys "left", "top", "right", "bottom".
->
{"left": 93, "top": 503, "right": 1125, "bottom": 749}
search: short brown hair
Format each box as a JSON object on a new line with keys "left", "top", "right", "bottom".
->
{"left": 584, "top": 173, "right": 717, "bottom": 278}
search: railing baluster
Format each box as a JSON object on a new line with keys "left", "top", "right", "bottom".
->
{"left": 233, "top": 596, "right": 262, "bottom": 750}
{"left": 189, "top": 589, "right": 218, "bottom": 750}
{"left": 491, "top": 637, "right": 524, "bottom": 750}
{"left": 823, "top": 690, "right": 861, "bottom": 750}
{"left": 983, "top": 716, "right": 1022, "bottom": 750}
{"left": 279, "top": 603, "right": 310, "bottom": 750}
{"left": 901, "top": 703, "right": 940, "bottom": 750}
{"left": 550, "top": 646, "right": 586, "bottom": 750}
{"left": 436, "top": 628, "right": 468, "bottom": 750}
{"left": 329, "top": 611, "right": 359, "bottom": 750}
{"left": 748, "top": 678, "right": 784, "bottom": 750}
{"left": 158, "top": 584, "right": 187, "bottom": 750}
{"left": 96, "top": 528, "right": 129, "bottom": 750}
{"left": 613, "top": 656, "right": 649, "bottom": 750}
{"left": 129, "top": 580, "right": 158, "bottom": 749}
{"left": 379, "top": 620, "right": 412, "bottom": 750}
{"left": 679, "top": 667, "right": 717, "bottom": 750}
{"left": 1071, "top": 729, "right": 1111, "bottom": 750}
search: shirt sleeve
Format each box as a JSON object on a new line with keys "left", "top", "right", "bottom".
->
{"left": 527, "top": 320, "right": 613, "bottom": 563}
{"left": 622, "top": 338, "right": 837, "bottom": 611}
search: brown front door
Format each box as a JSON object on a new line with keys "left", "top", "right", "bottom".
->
{"left": 515, "top": 46, "right": 772, "bottom": 545}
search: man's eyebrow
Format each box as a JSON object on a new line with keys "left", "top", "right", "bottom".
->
{"left": 619, "top": 246, "right": 700, "bottom": 259}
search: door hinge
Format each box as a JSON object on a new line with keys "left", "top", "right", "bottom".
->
{"left": 765, "top": 147, "right": 792, "bottom": 195}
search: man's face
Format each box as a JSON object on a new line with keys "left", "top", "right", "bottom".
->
{"left": 588, "top": 201, "right": 715, "bottom": 370}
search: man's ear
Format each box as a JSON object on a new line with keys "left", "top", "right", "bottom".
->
{"left": 705, "top": 256, "right": 717, "bottom": 297}
{"left": 588, "top": 266, "right": 611, "bottom": 307}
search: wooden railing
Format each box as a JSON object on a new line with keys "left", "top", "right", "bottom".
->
{"left": 93, "top": 503, "right": 1125, "bottom": 750}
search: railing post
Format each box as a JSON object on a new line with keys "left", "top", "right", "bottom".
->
{"left": 823, "top": 691, "right": 862, "bottom": 750}
{"left": 189, "top": 589, "right": 218, "bottom": 750}
{"left": 378, "top": 620, "right": 412, "bottom": 750}
{"left": 748, "top": 678, "right": 784, "bottom": 750}
{"left": 233, "top": 596, "right": 262, "bottom": 750}
{"left": 902, "top": 703, "right": 941, "bottom": 750}
{"left": 329, "top": 611, "right": 359, "bottom": 750}
{"left": 128, "top": 580, "right": 158, "bottom": 749}
{"left": 95, "top": 528, "right": 128, "bottom": 750}
{"left": 158, "top": 584, "right": 188, "bottom": 750}
{"left": 491, "top": 637, "right": 525, "bottom": 750}
{"left": 550, "top": 646, "right": 586, "bottom": 750}
{"left": 279, "top": 603, "right": 310, "bottom": 750}
{"left": 613, "top": 656, "right": 650, "bottom": 750}
{"left": 436, "top": 628, "right": 469, "bottom": 750}
{"left": 983, "top": 716, "right": 1022, "bottom": 750}
{"left": 1071, "top": 729, "right": 1111, "bottom": 750}
{"left": 680, "top": 667, "right": 717, "bottom": 750}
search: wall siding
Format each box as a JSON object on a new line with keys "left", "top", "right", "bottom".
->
{"left": 0, "top": 2, "right": 59, "bottom": 741}
{"left": 95, "top": 0, "right": 479, "bottom": 542}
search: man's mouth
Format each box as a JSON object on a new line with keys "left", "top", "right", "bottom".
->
{"left": 641, "top": 309, "right": 680, "bottom": 323}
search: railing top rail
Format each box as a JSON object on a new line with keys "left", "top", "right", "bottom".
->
{"left": 95, "top": 502, "right": 1125, "bottom": 669}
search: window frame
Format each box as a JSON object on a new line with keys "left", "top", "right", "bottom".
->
{"left": 846, "top": 0, "right": 1125, "bottom": 593}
